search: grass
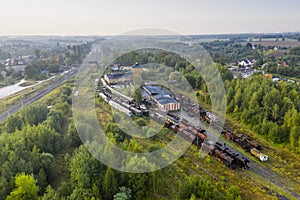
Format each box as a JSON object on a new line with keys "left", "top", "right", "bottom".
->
{"left": 224, "top": 114, "right": 300, "bottom": 197}
{"left": 19, "top": 80, "right": 37, "bottom": 87}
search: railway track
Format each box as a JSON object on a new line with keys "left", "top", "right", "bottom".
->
{"left": 199, "top": 114, "right": 300, "bottom": 199}
{"left": 0, "top": 69, "right": 77, "bottom": 123}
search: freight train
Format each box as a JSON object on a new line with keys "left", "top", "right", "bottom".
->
{"left": 202, "top": 141, "right": 250, "bottom": 169}
{"left": 101, "top": 78, "right": 133, "bottom": 102}
{"left": 199, "top": 107, "right": 268, "bottom": 162}
{"left": 100, "top": 78, "right": 143, "bottom": 117}
{"left": 121, "top": 102, "right": 143, "bottom": 116}
{"left": 108, "top": 100, "right": 133, "bottom": 117}
{"left": 151, "top": 112, "right": 251, "bottom": 169}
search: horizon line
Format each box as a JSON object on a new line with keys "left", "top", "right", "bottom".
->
{"left": 0, "top": 31, "right": 299, "bottom": 38}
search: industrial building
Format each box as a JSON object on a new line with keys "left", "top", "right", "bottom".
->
{"left": 104, "top": 72, "right": 133, "bottom": 84}
{"left": 142, "top": 84, "right": 180, "bottom": 112}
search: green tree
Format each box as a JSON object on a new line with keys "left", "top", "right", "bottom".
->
{"left": 226, "top": 185, "right": 242, "bottom": 200}
{"left": 37, "top": 169, "right": 47, "bottom": 194}
{"left": 179, "top": 175, "right": 223, "bottom": 200}
{"left": 5, "top": 114, "right": 22, "bottom": 133}
{"left": 6, "top": 173, "right": 39, "bottom": 200}
{"left": 114, "top": 187, "right": 132, "bottom": 200}
{"left": 132, "top": 88, "right": 142, "bottom": 104}
{"left": 46, "top": 109, "right": 65, "bottom": 133}
{"left": 103, "top": 168, "right": 118, "bottom": 200}
{"left": 70, "top": 146, "right": 105, "bottom": 189}
{"left": 41, "top": 185, "right": 60, "bottom": 200}
{"left": 290, "top": 126, "right": 300, "bottom": 150}
{"left": 34, "top": 49, "right": 41, "bottom": 59}
{"left": 21, "top": 104, "right": 48, "bottom": 126}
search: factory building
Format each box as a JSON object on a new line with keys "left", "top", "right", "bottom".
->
{"left": 142, "top": 84, "right": 180, "bottom": 112}
{"left": 104, "top": 72, "right": 133, "bottom": 84}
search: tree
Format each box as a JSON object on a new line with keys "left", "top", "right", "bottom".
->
{"left": 105, "top": 123, "right": 127, "bottom": 143}
{"left": 103, "top": 168, "right": 118, "bottom": 200}
{"left": 34, "top": 49, "right": 41, "bottom": 59}
{"left": 179, "top": 175, "right": 223, "bottom": 200}
{"left": 67, "top": 122, "right": 82, "bottom": 147}
{"left": 0, "top": 74, "right": 4, "bottom": 82}
{"left": 21, "top": 104, "right": 48, "bottom": 126}
{"left": 114, "top": 187, "right": 132, "bottom": 200}
{"left": 226, "top": 185, "right": 242, "bottom": 200}
{"left": 41, "top": 185, "right": 60, "bottom": 200}
{"left": 46, "top": 109, "right": 65, "bottom": 133}
{"left": 6, "top": 173, "right": 39, "bottom": 200}
{"left": 70, "top": 146, "right": 105, "bottom": 190}
{"left": 5, "top": 114, "right": 22, "bottom": 133}
{"left": 132, "top": 88, "right": 142, "bottom": 104}
{"left": 135, "top": 118, "right": 147, "bottom": 127}
{"left": 37, "top": 169, "right": 47, "bottom": 194}
{"left": 290, "top": 126, "right": 300, "bottom": 150}
{"left": 246, "top": 43, "right": 253, "bottom": 49}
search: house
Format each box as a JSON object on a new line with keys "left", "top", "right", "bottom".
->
{"left": 230, "top": 68, "right": 257, "bottom": 79}
{"left": 4, "top": 58, "right": 27, "bottom": 72}
{"left": 238, "top": 59, "right": 254, "bottom": 67}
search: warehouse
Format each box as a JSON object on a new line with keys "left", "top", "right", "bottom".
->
{"left": 104, "top": 72, "right": 133, "bottom": 84}
{"left": 142, "top": 85, "right": 180, "bottom": 112}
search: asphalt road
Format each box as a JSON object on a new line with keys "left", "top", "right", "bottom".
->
{"left": 0, "top": 69, "right": 77, "bottom": 123}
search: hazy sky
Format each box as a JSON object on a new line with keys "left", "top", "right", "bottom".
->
{"left": 0, "top": 0, "right": 299, "bottom": 35}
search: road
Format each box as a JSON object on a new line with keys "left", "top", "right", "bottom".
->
{"left": 0, "top": 69, "right": 77, "bottom": 123}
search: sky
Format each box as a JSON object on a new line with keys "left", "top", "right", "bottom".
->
{"left": 0, "top": 0, "right": 300, "bottom": 36}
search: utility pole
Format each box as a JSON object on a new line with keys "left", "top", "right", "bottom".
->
{"left": 21, "top": 95, "right": 24, "bottom": 107}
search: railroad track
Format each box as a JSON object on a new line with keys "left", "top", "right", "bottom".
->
{"left": 0, "top": 69, "right": 77, "bottom": 123}
{"left": 199, "top": 115, "right": 300, "bottom": 199}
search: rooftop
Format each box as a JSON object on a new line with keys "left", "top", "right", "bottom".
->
{"left": 142, "top": 85, "right": 179, "bottom": 105}
{"left": 142, "top": 85, "right": 173, "bottom": 96}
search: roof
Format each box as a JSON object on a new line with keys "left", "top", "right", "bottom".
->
{"left": 142, "top": 85, "right": 172, "bottom": 96}
{"left": 106, "top": 72, "right": 132, "bottom": 80}
{"left": 132, "top": 62, "right": 140, "bottom": 68}
{"left": 142, "top": 85, "right": 179, "bottom": 105}
{"left": 230, "top": 68, "right": 256, "bottom": 79}
{"left": 153, "top": 95, "right": 178, "bottom": 105}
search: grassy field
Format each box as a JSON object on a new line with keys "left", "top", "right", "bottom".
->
{"left": 0, "top": 74, "right": 69, "bottom": 114}
{"left": 19, "top": 80, "right": 37, "bottom": 87}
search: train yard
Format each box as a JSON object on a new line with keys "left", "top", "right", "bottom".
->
{"left": 94, "top": 74, "right": 300, "bottom": 199}
{"left": 96, "top": 77, "right": 271, "bottom": 170}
